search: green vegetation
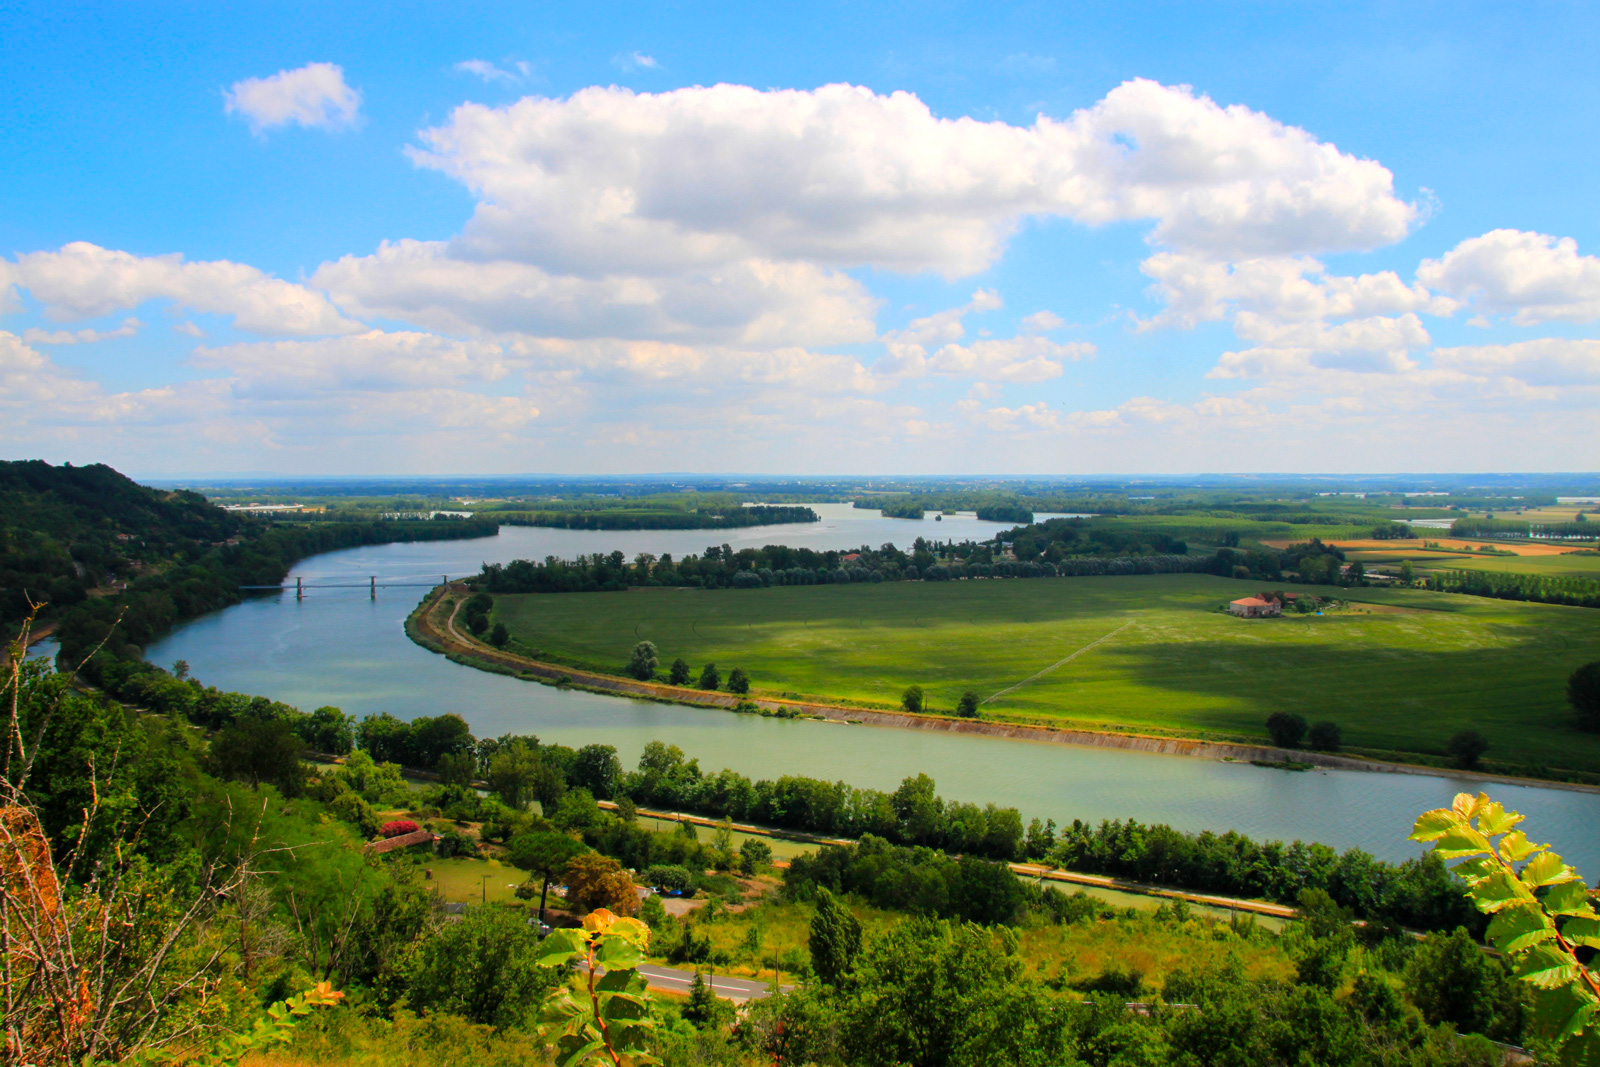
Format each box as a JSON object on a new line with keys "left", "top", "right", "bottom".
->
{"left": 497, "top": 503, "right": 819, "bottom": 530}
{"left": 489, "top": 574, "right": 1600, "bottom": 774}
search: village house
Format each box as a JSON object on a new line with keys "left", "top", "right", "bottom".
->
{"left": 1229, "top": 595, "right": 1282, "bottom": 618}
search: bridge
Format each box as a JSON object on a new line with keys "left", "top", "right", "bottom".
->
{"left": 239, "top": 575, "right": 473, "bottom": 600}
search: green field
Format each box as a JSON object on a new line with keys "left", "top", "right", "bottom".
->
{"left": 1413, "top": 552, "right": 1600, "bottom": 578}
{"left": 492, "top": 574, "right": 1600, "bottom": 773}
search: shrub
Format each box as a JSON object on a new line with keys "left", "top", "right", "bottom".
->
{"left": 698, "top": 663, "right": 721, "bottom": 690}
{"left": 640, "top": 864, "right": 695, "bottom": 894}
{"left": 488, "top": 622, "right": 509, "bottom": 648}
{"left": 1265, "top": 710, "right": 1307, "bottom": 748}
{"left": 1447, "top": 729, "right": 1490, "bottom": 769}
{"left": 669, "top": 658, "right": 691, "bottom": 685}
{"left": 380, "top": 819, "right": 421, "bottom": 838}
{"left": 1569, "top": 660, "right": 1600, "bottom": 731}
{"left": 1307, "top": 721, "right": 1342, "bottom": 751}
{"left": 901, "top": 685, "right": 925, "bottom": 714}
{"left": 627, "top": 641, "right": 658, "bottom": 681}
{"left": 956, "top": 690, "right": 980, "bottom": 717}
{"left": 726, "top": 668, "right": 750, "bottom": 694}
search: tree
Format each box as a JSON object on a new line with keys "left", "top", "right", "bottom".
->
{"left": 207, "top": 717, "right": 306, "bottom": 796}
{"left": 572, "top": 742, "right": 623, "bottom": 799}
{"left": 1447, "top": 729, "right": 1490, "bottom": 769}
{"left": 409, "top": 712, "right": 474, "bottom": 769}
{"left": 727, "top": 667, "right": 750, "bottom": 694}
{"left": 406, "top": 904, "right": 558, "bottom": 1028}
{"left": 1404, "top": 927, "right": 1524, "bottom": 1041}
{"left": 1569, "top": 660, "right": 1600, "bottom": 731}
{"left": 956, "top": 690, "right": 980, "bottom": 717}
{"left": 302, "top": 705, "right": 354, "bottom": 754}
{"left": 698, "top": 662, "right": 721, "bottom": 690}
{"left": 508, "top": 831, "right": 590, "bottom": 921}
{"left": 892, "top": 773, "right": 943, "bottom": 844}
{"left": 739, "top": 838, "right": 772, "bottom": 876}
{"left": 683, "top": 970, "right": 735, "bottom": 1030}
{"left": 1307, "top": 721, "right": 1342, "bottom": 751}
{"left": 627, "top": 640, "right": 658, "bottom": 680}
{"left": 488, "top": 622, "right": 509, "bottom": 648}
{"left": 901, "top": 685, "right": 924, "bottom": 714}
{"left": 1265, "top": 710, "right": 1307, "bottom": 748}
{"left": 436, "top": 750, "right": 476, "bottom": 787}
{"left": 1399, "top": 559, "right": 1415, "bottom": 585}
{"left": 669, "top": 657, "right": 691, "bottom": 685}
{"left": 563, "top": 852, "right": 640, "bottom": 915}
{"left": 486, "top": 740, "right": 548, "bottom": 810}
{"left": 809, "top": 886, "right": 862, "bottom": 986}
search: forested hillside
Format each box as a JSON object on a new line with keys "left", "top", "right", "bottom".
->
{"left": 0, "top": 460, "right": 241, "bottom": 628}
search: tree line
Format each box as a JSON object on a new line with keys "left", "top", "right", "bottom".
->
{"left": 496, "top": 504, "right": 819, "bottom": 531}
{"left": 1423, "top": 568, "right": 1600, "bottom": 608}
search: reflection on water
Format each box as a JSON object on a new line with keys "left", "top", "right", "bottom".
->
{"left": 143, "top": 508, "right": 1600, "bottom": 872}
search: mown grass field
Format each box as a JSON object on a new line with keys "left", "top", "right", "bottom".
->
{"left": 492, "top": 574, "right": 1600, "bottom": 772}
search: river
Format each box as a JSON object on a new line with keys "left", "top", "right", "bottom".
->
{"left": 145, "top": 504, "right": 1600, "bottom": 871}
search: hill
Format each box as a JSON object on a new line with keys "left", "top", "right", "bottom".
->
{"left": 0, "top": 459, "right": 241, "bottom": 628}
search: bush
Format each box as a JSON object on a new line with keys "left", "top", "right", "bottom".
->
{"left": 405, "top": 904, "right": 559, "bottom": 1028}
{"left": 698, "top": 663, "right": 721, "bottom": 690}
{"left": 1448, "top": 729, "right": 1490, "bottom": 769}
{"left": 1570, "top": 661, "right": 1600, "bottom": 731}
{"left": 641, "top": 864, "right": 696, "bottom": 894}
{"left": 901, "top": 685, "right": 924, "bottom": 714}
{"left": 669, "top": 657, "right": 691, "bottom": 685}
{"left": 726, "top": 668, "right": 750, "bottom": 694}
{"left": 627, "top": 640, "right": 659, "bottom": 681}
{"left": 488, "top": 622, "right": 509, "bottom": 648}
{"left": 380, "top": 819, "right": 421, "bottom": 838}
{"left": 956, "top": 690, "right": 980, "bottom": 717}
{"left": 1265, "top": 711, "right": 1307, "bottom": 748}
{"left": 1307, "top": 721, "right": 1342, "bottom": 751}
{"left": 738, "top": 838, "right": 772, "bottom": 875}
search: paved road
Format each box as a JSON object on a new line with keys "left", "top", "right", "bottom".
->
{"left": 636, "top": 964, "right": 788, "bottom": 1003}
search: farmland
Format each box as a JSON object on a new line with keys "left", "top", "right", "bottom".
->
{"left": 490, "top": 573, "right": 1600, "bottom": 775}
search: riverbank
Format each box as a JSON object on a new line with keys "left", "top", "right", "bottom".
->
{"left": 407, "top": 583, "right": 1600, "bottom": 796}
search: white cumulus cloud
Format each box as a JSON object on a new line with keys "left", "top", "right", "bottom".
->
{"left": 5, "top": 242, "right": 361, "bottom": 336}
{"left": 407, "top": 79, "right": 1416, "bottom": 278}
{"left": 1418, "top": 229, "right": 1600, "bottom": 324}
{"left": 225, "top": 62, "right": 362, "bottom": 133}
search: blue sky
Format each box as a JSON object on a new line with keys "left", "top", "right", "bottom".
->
{"left": 2, "top": 1, "right": 1596, "bottom": 475}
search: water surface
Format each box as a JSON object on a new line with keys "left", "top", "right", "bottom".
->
{"left": 145, "top": 507, "right": 1600, "bottom": 871}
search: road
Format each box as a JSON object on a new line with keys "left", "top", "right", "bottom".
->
{"left": 636, "top": 964, "right": 789, "bottom": 1003}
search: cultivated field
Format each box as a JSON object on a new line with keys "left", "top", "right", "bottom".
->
{"left": 491, "top": 574, "right": 1600, "bottom": 773}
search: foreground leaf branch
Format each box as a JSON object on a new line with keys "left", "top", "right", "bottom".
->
{"left": 536, "top": 908, "right": 660, "bottom": 1067}
{"left": 1411, "top": 791, "right": 1600, "bottom": 1055}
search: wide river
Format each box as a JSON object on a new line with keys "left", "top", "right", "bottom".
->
{"left": 147, "top": 504, "right": 1600, "bottom": 871}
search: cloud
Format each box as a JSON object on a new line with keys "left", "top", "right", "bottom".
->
{"left": 615, "top": 52, "right": 660, "bottom": 71}
{"left": 311, "top": 238, "right": 876, "bottom": 345}
{"left": 5, "top": 242, "right": 361, "bottom": 336}
{"left": 1418, "top": 229, "right": 1600, "bottom": 324}
{"left": 1140, "top": 252, "right": 1451, "bottom": 329}
{"left": 193, "top": 330, "right": 511, "bottom": 394}
{"left": 454, "top": 59, "right": 529, "bottom": 84}
{"left": 173, "top": 321, "right": 206, "bottom": 338}
{"left": 408, "top": 79, "right": 1416, "bottom": 278}
{"left": 21, "top": 317, "right": 141, "bottom": 344}
{"left": 1431, "top": 338, "right": 1600, "bottom": 386}
{"left": 1020, "top": 310, "right": 1065, "bottom": 332}
{"left": 225, "top": 62, "right": 361, "bottom": 133}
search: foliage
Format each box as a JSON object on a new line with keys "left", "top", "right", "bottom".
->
{"left": 405, "top": 904, "right": 559, "bottom": 1029}
{"left": 1307, "top": 720, "right": 1342, "bottom": 751}
{"left": 380, "top": 819, "right": 421, "bottom": 838}
{"left": 536, "top": 909, "right": 660, "bottom": 1067}
{"left": 1571, "top": 660, "right": 1600, "bottom": 731}
{"left": 1448, "top": 729, "right": 1490, "bottom": 769}
{"left": 786, "top": 837, "right": 1025, "bottom": 926}
{"left": 956, "top": 690, "right": 980, "bottom": 717}
{"left": 206, "top": 715, "right": 307, "bottom": 796}
{"left": 697, "top": 663, "right": 720, "bottom": 690}
{"left": 808, "top": 886, "right": 862, "bottom": 985}
{"left": 901, "top": 684, "right": 924, "bottom": 714}
{"left": 118, "top": 983, "right": 346, "bottom": 1067}
{"left": 627, "top": 641, "right": 659, "bottom": 681}
{"left": 564, "top": 852, "right": 641, "bottom": 915}
{"left": 1424, "top": 567, "right": 1600, "bottom": 608}
{"left": 1265, "top": 711, "right": 1307, "bottom": 748}
{"left": 1410, "top": 791, "right": 1600, "bottom": 1058}
{"left": 667, "top": 658, "right": 691, "bottom": 685}
{"left": 725, "top": 667, "right": 750, "bottom": 695}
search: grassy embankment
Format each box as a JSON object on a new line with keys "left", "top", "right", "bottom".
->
{"left": 490, "top": 573, "right": 1600, "bottom": 775}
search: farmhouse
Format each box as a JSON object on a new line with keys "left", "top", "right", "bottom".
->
{"left": 1229, "top": 596, "right": 1282, "bottom": 618}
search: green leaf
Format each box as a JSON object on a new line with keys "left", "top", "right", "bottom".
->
{"left": 595, "top": 935, "right": 646, "bottom": 969}
{"left": 554, "top": 1035, "right": 608, "bottom": 1067}
{"left": 537, "top": 930, "right": 586, "bottom": 967}
{"left": 1453, "top": 855, "right": 1499, "bottom": 883}
{"left": 1499, "top": 831, "right": 1543, "bottom": 864}
{"left": 1472, "top": 871, "right": 1536, "bottom": 913}
{"left": 596, "top": 968, "right": 637, "bottom": 992}
{"left": 1534, "top": 983, "right": 1600, "bottom": 1039}
{"left": 1545, "top": 880, "right": 1596, "bottom": 916}
{"left": 1477, "top": 801, "right": 1524, "bottom": 836}
{"left": 1433, "top": 826, "right": 1492, "bottom": 858}
{"left": 1563, "top": 916, "right": 1600, "bottom": 949}
{"left": 1526, "top": 852, "right": 1580, "bottom": 887}
{"left": 1410, "top": 809, "right": 1461, "bottom": 842}
{"left": 600, "top": 995, "right": 649, "bottom": 1022}
{"left": 1488, "top": 904, "right": 1556, "bottom": 953}
{"left": 1517, "top": 943, "right": 1580, "bottom": 989}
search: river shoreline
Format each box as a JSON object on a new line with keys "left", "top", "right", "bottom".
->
{"left": 409, "top": 584, "right": 1600, "bottom": 797}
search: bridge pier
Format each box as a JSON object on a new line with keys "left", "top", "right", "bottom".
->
{"left": 296, "top": 576, "right": 303, "bottom": 601}
{"left": 371, "top": 575, "right": 376, "bottom": 600}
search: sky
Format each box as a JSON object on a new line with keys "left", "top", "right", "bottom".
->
{"left": 2, "top": 1, "right": 1597, "bottom": 477}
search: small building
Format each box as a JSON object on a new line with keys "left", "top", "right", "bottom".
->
{"left": 1229, "top": 596, "right": 1281, "bottom": 618}
{"left": 363, "top": 829, "right": 438, "bottom": 855}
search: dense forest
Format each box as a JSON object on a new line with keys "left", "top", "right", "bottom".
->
{"left": 495, "top": 504, "right": 818, "bottom": 530}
